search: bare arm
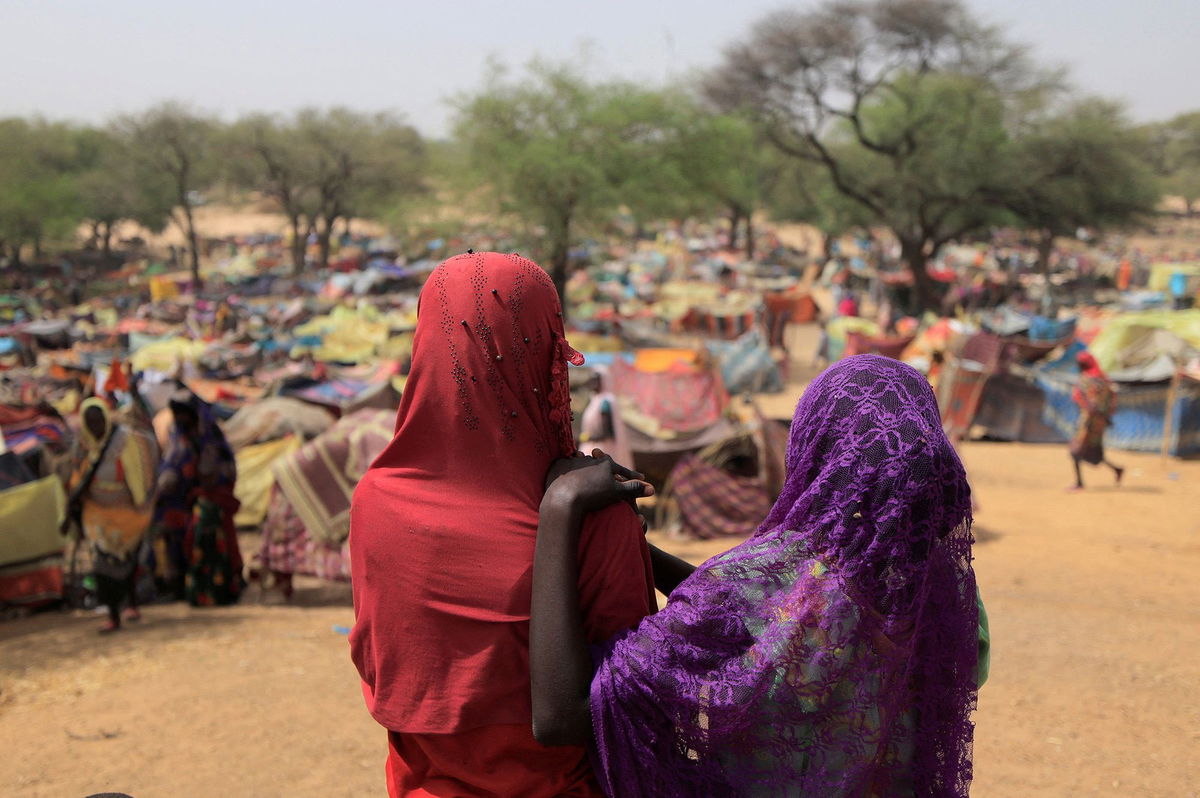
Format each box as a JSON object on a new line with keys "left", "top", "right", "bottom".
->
{"left": 531, "top": 458, "right": 653, "bottom": 747}
{"left": 530, "top": 488, "right": 594, "bottom": 747}
{"left": 648, "top": 542, "right": 697, "bottom": 595}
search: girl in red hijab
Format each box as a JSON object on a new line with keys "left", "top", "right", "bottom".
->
{"left": 1069, "top": 351, "right": 1124, "bottom": 491}
{"left": 349, "top": 252, "right": 657, "bottom": 797}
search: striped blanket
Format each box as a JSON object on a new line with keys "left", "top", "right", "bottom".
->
{"left": 273, "top": 409, "right": 394, "bottom": 545}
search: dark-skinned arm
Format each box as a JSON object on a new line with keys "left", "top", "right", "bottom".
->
{"left": 647, "top": 542, "right": 696, "bottom": 595}
{"left": 530, "top": 487, "right": 594, "bottom": 747}
{"left": 531, "top": 457, "right": 653, "bottom": 748}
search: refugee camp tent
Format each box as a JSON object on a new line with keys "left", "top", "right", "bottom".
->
{"left": 0, "top": 475, "right": 66, "bottom": 608}
{"left": 256, "top": 409, "right": 394, "bottom": 588}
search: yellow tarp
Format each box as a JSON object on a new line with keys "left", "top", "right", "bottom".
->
{"left": 1087, "top": 310, "right": 1200, "bottom": 373}
{"left": 130, "top": 338, "right": 208, "bottom": 373}
{"left": 234, "top": 435, "right": 301, "bottom": 528}
{"left": 149, "top": 275, "right": 180, "bottom": 303}
{"left": 0, "top": 476, "right": 66, "bottom": 566}
{"left": 1148, "top": 263, "right": 1200, "bottom": 293}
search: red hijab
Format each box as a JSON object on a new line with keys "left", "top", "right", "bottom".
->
{"left": 1076, "top": 350, "right": 1106, "bottom": 379}
{"left": 349, "top": 252, "right": 653, "bottom": 736}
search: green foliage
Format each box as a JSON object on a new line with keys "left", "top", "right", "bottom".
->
{"left": 1006, "top": 100, "right": 1159, "bottom": 243}
{"left": 0, "top": 118, "right": 84, "bottom": 260}
{"left": 112, "top": 102, "right": 218, "bottom": 282}
{"left": 1142, "top": 111, "right": 1200, "bottom": 214}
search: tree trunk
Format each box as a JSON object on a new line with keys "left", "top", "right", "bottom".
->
{"left": 823, "top": 231, "right": 836, "bottom": 261}
{"left": 316, "top": 216, "right": 336, "bottom": 268}
{"left": 900, "top": 236, "right": 937, "bottom": 314}
{"left": 87, "top": 221, "right": 101, "bottom": 250}
{"left": 180, "top": 201, "right": 201, "bottom": 290}
{"left": 744, "top": 214, "right": 755, "bottom": 261}
{"left": 1036, "top": 230, "right": 1054, "bottom": 278}
{"left": 10, "top": 241, "right": 22, "bottom": 267}
{"left": 728, "top": 207, "right": 742, "bottom": 251}
{"left": 33, "top": 236, "right": 42, "bottom": 262}
{"left": 101, "top": 222, "right": 113, "bottom": 258}
{"left": 289, "top": 215, "right": 306, "bottom": 275}
{"left": 547, "top": 212, "right": 573, "bottom": 311}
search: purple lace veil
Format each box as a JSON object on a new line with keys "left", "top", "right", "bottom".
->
{"left": 590, "top": 355, "right": 978, "bottom": 797}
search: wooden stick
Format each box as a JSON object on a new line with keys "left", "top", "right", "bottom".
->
{"left": 1161, "top": 369, "right": 1182, "bottom": 459}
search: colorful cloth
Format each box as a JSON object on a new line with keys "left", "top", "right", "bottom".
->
{"left": 275, "top": 409, "right": 393, "bottom": 545}
{"left": 349, "top": 253, "right": 655, "bottom": 798}
{"left": 257, "top": 488, "right": 352, "bottom": 581}
{"left": 668, "top": 454, "right": 772, "bottom": 539}
{"left": 589, "top": 356, "right": 979, "bottom": 797}
{"left": 233, "top": 435, "right": 301, "bottom": 528}
{"left": 608, "top": 357, "right": 728, "bottom": 437}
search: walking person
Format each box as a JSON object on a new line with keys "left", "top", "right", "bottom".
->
{"left": 1068, "top": 351, "right": 1123, "bottom": 491}
{"left": 64, "top": 398, "right": 159, "bottom": 633}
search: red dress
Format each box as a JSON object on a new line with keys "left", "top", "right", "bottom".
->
{"left": 349, "top": 253, "right": 657, "bottom": 797}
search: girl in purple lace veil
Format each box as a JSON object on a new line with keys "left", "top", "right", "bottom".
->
{"left": 533, "top": 355, "right": 980, "bottom": 797}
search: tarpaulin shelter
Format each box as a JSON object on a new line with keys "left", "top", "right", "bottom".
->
{"left": 233, "top": 435, "right": 301, "bottom": 528}
{"left": 705, "top": 328, "right": 783, "bottom": 394}
{"left": 0, "top": 475, "right": 66, "bottom": 608}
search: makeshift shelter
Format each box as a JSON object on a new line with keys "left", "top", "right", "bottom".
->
{"left": 256, "top": 408, "right": 394, "bottom": 587}
{"left": 657, "top": 410, "right": 788, "bottom": 540}
{"left": 222, "top": 397, "right": 336, "bottom": 450}
{"left": 705, "top": 327, "right": 784, "bottom": 394}
{"left": 0, "top": 475, "right": 67, "bottom": 608}
{"left": 233, "top": 435, "right": 301, "bottom": 528}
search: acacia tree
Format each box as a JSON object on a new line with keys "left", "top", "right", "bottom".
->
{"left": 75, "top": 127, "right": 174, "bottom": 258}
{"left": 227, "top": 114, "right": 318, "bottom": 273}
{"left": 294, "top": 108, "right": 425, "bottom": 268}
{"left": 669, "top": 108, "right": 781, "bottom": 260}
{"left": 455, "top": 64, "right": 623, "bottom": 299}
{"left": 455, "top": 64, "right": 697, "bottom": 298}
{"left": 0, "top": 118, "right": 83, "bottom": 265}
{"left": 1005, "top": 100, "right": 1158, "bottom": 275}
{"left": 705, "top": 0, "right": 1050, "bottom": 310}
{"left": 114, "top": 103, "right": 216, "bottom": 287}
{"left": 1144, "top": 111, "right": 1200, "bottom": 216}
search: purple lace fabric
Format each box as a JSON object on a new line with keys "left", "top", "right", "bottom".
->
{"left": 590, "top": 355, "right": 978, "bottom": 797}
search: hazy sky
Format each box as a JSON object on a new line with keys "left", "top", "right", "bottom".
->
{"left": 2, "top": 0, "right": 1196, "bottom": 136}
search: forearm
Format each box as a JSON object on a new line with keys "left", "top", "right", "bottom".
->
{"left": 530, "top": 492, "right": 595, "bottom": 747}
{"left": 648, "top": 542, "right": 697, "bottom": 595}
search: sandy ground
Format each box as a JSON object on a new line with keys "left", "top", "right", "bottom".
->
{"left": 2, "top": 430, "right": 1197, "bottom": 797}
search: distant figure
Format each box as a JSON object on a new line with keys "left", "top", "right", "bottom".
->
{"left": 152, "top": 391, "right": 244, "bottom": 605}
{"left": 1116, "top": 258, "right": 1132, "bottom": 292}
{"left": 64, "top": 398, "right": 159, "bottom": 633}
{"left": 1068, "top": 352, "right": 1123, "bottom": 491}
{"left": 1169, "top": 269, "right": 1192, "bottom": 310}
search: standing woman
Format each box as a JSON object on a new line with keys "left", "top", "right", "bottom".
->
{"left": 349, "top": 252, "right": 657, "bottom": 798}
{"left": 153, "top": 391, "right": 245, "bottom": 605}
{"left": 1069, "top": 351, "right": 1123, "bottom": 491}
{"left": 65, "top": 398, "right": 160, "bottom": 633}
{"left": 532, "top": 355, "right": 988, "bottom": 797}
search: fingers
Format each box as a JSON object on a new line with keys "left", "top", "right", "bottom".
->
{"left": 590, "top": 448, "right": 644, "bottom": 482}
{"left": 617, "top": 479, "right": 655, "bottom": 498}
